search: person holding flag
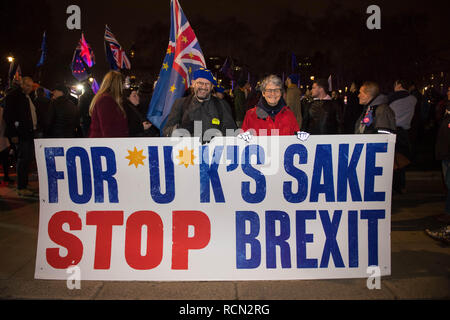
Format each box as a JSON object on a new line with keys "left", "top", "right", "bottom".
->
{"left": 146, "top": 0, "right": 211, "bottom": 132}
{"left": 163, "top": 68, "right": 236, "bottom": 142}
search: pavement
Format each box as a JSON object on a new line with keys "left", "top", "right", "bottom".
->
{"left": 0, "top": 169, "right": 449, "bottom": 301}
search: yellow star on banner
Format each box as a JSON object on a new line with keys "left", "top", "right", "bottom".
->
{"left": 182, "top": 78, "right": 186, "bottom": 85}
{"left": 126, "top": 147, "right": 146, "bottom": 168}
{"left": 166, "top": 47, "right": 172, "bottom": 54}
{"left": 176, "top": 147, "right": 195, "bottom": 168}
{"left": 182, "top": 36, "right": 188, "bottom": 43}
{"left": 162, "top": 62, "right": 169, "bottom": 71}
{"left": 188, "top": 52, "right": 194, "bottom": 58}
{"left": 188, "top": 66, "right": 192, "bottom": 74}
{"left": 170, "top": 84, "right": 176, "bottom": 93}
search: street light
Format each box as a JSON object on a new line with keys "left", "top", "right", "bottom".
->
{"left": 7, "top": 56, "right": 14, "bottom": 63}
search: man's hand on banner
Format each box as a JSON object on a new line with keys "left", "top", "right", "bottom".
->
{"left": 296, "top": 131, "right": 310, "bottom": 142}
{"left": 237, "top": 131, "right": 253, "bottom": 143}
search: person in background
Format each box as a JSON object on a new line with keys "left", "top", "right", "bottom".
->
{"left": 0, "top": 105, "right": 12, "bottom": 185}
{"left": 233, "top": 78, "right": 248, "bottom": 127}
{"left": 137, "top": 81, "right": 153, "bottom": 118}
{"left": 123, "top": 88, "right": 159, "bottom": 137}
{"left": 45, "top": 84, "right": 79, "bottom": 138}
{"left": 213, "top": 84, "right": 235, "bottom": 120}
{"left": 3, "top": 76, "right": 38, "bottom": 197}
{"left": 342, "top": 82, "right": 363, "bottom": 134}
{"left": 78, "top": 81, "right": 95, "bottom": 137}
{"left": 355, "top": 81, "right": 396, "bottom": 134}
{"left": 88, "top": 71, "right": 128, "bottom": 138}
{"left": 284, "top": 74, "right": 303, "bottom": 129}
{"left": 425, "top": 86, "right": 450, "bottom": 243}
{"left": 33, "top": 87, "right": 50, "bottom": 138}
{"left": 388, "top": 79, "right": 417, "bottom": 194}
{"left": 302, "top": 78, "right": 342, "bottom": 134}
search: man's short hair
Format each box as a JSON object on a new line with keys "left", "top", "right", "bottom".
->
{"left": 313, "top": 78, "right": 328, "bottom": 91}
{"left": 395, "top": 79, "right": 410, "bottom": 90}
{"left": 361, "top": 81, "right": 380, "bottom": 98}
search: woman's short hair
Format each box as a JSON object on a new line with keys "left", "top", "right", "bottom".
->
{"left": 260, "top": 75, "right": 283, "bottom": 92}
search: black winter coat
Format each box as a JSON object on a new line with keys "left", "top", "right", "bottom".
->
{"left": 46, "top": 96, "right": 79, "bottom": 138}
{"left": 3, "top": 88, "right": 35, "bottom": 140}
{"left": 435, "top": 111, "right": 450, "bottom": 161}
{"left": 302, "top": 99, "right": 342, "bottom": 134}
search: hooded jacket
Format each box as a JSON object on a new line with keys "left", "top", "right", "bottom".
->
{"left": 388, "top": 90, "right": 417, "bottom": 130}
{"left": 355, "top": 94, "right": 396, "bottom": 134}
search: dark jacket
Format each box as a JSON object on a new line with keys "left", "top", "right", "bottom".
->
{"left": 163, "top": 94, "right": 237, "bottom": 142}
{"left": 233, "top": 87, "right": 247, "bottom": 122}
{"left": 343, "top": 92, "right": 363, "bottom": 134}
{"left": 46, "top": 96, "right": 79, "bottom": 138}
{"left": 435, "top": 107, "right": 450, "bottom": 161}
{"left": 302, "top": 98, "right": 342, "bottom": 134}
{"left": 3, "top": 87, "right": 35, "bottom": 140}
{"left": 78, "top": 88, "right": 94, "bottom": 137}
{"left": 34, "top": 95, "right": 51, "bottom": 134}
{"left": 123, "top": 99, "right": 160, "bottom": 137}
{"left": 355, "top": 94, "right": 396, "bottom": 134}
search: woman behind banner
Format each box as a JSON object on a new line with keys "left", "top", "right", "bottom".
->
{"left": 241, "top": 74, "right": 300, "bottom": 136}
{"left": 123, "top": 88, "right": 160, "bottom": 137}
{"left": 88, "top": 71, "right": 129, "bottom": 138}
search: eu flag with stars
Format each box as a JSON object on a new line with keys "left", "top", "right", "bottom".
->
{"left": 146, "top": 0, "right": 206, "bottom": 131}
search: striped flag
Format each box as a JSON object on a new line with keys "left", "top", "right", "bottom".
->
{"left": 146, "top": 0, "right": 206, "bottom": 130}
{"left": 104, "top": 25, "right": 131, "bottom": 70}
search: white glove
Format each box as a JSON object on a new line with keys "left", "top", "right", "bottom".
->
{"left": 296, "top": 131, "right": 310, "bottom": 142}
{"left": 237, "top": 131, "right": 253, "bottom": 143}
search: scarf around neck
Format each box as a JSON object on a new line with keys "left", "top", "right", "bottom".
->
{"left": 257, "top": 96, "right": 286, "bottom": 120}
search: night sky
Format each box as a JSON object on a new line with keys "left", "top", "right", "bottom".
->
{"left": 1, "top": 0, "right": 449, "bottom": 90}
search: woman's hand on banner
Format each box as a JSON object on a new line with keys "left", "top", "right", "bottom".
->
{"left": 296, "top": 131, "right": 310, "bottom": 142}
{"left": 238, "top": 131, "right": 253, "bottom": 143}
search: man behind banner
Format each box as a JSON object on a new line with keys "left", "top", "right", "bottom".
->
{"left": 355, "top": 81, "right": 396, "bottom": 134}
{"left": 163, "top": 68, "right": 237, "bottom": 142}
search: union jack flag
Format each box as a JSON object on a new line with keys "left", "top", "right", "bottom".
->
{"left": 146, "top": 0, "right": 206, "bottom": 130}
{"left": 104, "top": 25, "right": 131, "bottom": 70}
{"left": 79, "top": 33, "right": 95, "bottom": 68}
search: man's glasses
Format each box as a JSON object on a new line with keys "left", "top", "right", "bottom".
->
{"left": 195, "top": 81, "right": 212, "bottom": 87}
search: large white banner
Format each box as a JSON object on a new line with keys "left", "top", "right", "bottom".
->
{"left": 34, "top": 134, "right": 395, "bottom": 281}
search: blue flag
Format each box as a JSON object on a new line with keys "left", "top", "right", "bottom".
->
{"left": 146, "top": 0, "right": 206, "bottom": 131}
{"left": 36, "top": 31, "right": 47, "bottom": 67}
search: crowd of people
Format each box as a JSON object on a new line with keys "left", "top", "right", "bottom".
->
{"left": 0, "top": 69, "right": 449, "bottom": 243}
